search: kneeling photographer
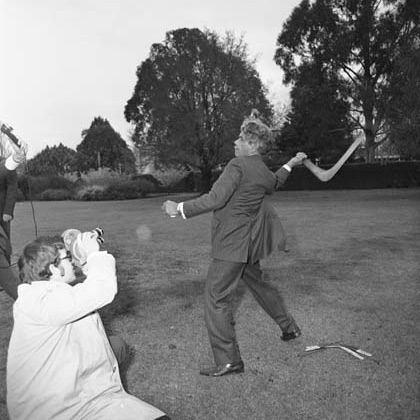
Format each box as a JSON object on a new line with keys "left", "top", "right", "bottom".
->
{"left": 7, "top": 228, "right": 170, "bottom": 420}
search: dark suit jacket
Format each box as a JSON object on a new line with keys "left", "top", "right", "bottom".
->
{"left": 0, "top": 158, "right": 18, "bottom": 217}
{"left": 183, "top": 155, "right": 290, "bottom": 263}
{"left": 0, "top": 160, "right": 15, "bottom": 257}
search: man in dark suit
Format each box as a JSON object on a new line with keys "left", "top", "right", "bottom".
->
{"left": 0, "top": 168, "right": 18, "bottom": 255}
{"left": 163, "top": 111, "right": 307, "bottom": 376}
{"left": 0, "top": 130, "right": 19, "bottom": 245}
{"left": 0, "top": 136, "right": 27, "bottom": 299}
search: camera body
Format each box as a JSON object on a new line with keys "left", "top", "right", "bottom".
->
{"left": 61, "top": 227, "right": 104, "bottom": 266}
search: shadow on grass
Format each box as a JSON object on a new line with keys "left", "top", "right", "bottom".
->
{"left": 100, "top": 263, "right": 253, "bottom": 332}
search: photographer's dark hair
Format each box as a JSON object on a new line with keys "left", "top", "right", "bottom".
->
{"left": 19, "top": 237, "right": 64, "bottom": 284}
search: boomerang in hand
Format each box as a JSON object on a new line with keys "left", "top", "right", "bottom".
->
{"left": 303, "top": 136, "right": 363, "bottom": 182}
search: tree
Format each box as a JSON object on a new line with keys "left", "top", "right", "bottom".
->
{"left": 275, "top": 62, "right": 354, "bottom": 164}
{"left": 125, "top": 28, "right": 272, "bottom": 191}
{"left": 386, "top": 40, "right": 420, "bottom": 158}
{"left": 27, "top": 143, "right": 77, "bottom": 175}
{"left": 275, "top": 0, "right": 420, "bottom": 162}
{"left": 76, "top": 117, "right": 136, "bottom": 173}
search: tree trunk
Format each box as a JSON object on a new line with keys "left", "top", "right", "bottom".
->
{"left": 363, "top": 108, "right": 376, "bottom": 163}
{"left": 364, "top": 131, "right": 376, "bottom": 163}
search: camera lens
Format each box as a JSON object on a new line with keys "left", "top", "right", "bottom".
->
{"left": 93, "top": 227, "right": 104, "bottom": 237}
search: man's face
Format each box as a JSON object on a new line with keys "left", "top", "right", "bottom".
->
{"left": 52, "top": 249, "right": 76, "bottom": 284}
{"left": 234, "top": 133, "right": 254, "bottom": 157}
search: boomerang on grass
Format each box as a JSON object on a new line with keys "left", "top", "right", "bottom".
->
{"left": 303, "top": 136, "right": 363, "bottom": 182}
{"left": 304, "top": 344, "right": 372, "bottom": 360}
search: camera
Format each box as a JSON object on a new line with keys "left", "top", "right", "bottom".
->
{"left": 61, "top": 227, "right": 104, "bottom": 266}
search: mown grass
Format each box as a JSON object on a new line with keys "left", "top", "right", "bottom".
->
{"left": 1, "top": 188, "right": 419, "bottom": 420}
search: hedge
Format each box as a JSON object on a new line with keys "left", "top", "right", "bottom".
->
{"left": 281, "top": 161, "right": 420, "bottom": 190}
{"left": 182, "top": 161, "right": 420, "bottom": 192}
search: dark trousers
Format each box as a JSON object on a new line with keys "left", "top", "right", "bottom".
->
{"left": 0, "top": 253, "right": 18, "bottom": 299}
{"left": 0, "top": 220, "right": 11, "bottom": 240}
{"left": 205, "top": 258, "right": 297, "bottom": 365}
{"left": 0, "top": 221, "right": 11, "bottom": 264}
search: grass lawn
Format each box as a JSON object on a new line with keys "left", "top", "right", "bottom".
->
{"left": 1, "top": 188, "right": 419, "bottom": 420}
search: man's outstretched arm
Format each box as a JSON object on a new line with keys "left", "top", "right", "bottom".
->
{"left": 162, "top": 159, "right": 242, "bottom": 219}
{"left": 274, "top": 152, "right": 307, "bottom": 190}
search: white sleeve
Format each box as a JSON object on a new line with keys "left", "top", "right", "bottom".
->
{"left": 29, "top": 252, "right": 117, "bottom": 325}
{"left": 177, "top": 202, "right": 186, "bottom": 219}
{"left": 5, "top": 156, "right": 19, "bottom": 170}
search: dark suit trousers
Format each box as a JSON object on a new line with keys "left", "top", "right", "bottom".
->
{"left": 0, "top": 220, "right": 11, "bottom": 240}
{"left": 205, "top": 258, "right": 297, "bottom": 365}
{"left": 0, "top": 253, "right": 18, "bottom": 299}
{"left": 0, "top": 220, "right": 11, "bottom": 264}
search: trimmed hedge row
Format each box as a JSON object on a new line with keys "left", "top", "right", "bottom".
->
{"left": 281, "top": 161, "right": 420, "bottom": 190}
{"left": 206, "top": 161, "right": 420, "bottom": 191}
{"left": 16, "top": 162, "right": 420, "bottom": 201}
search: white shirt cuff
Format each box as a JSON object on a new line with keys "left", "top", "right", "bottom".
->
{"left": 177, "top": 202, "right": 186, "bottom": 219}
{"left": 5, "top": 156, "right": 19, "bottom": 170}
{"left": 283, "top": 164, "right": 292, "bottom": 172}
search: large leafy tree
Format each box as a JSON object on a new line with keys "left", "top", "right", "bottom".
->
{"left": 275, "top": 62, "right": 354, "bottom": 164}
{"left": 125, "top": 28, "right": 272, "bottom": 191}
{"left": 275, "top": 0, "right": 420, "bottom": 162}
{"left": 27, "top": 143, "right": 77, "bottom": 175}
{"left": 386, "top": 41, "right": 420, "bottom": 158}
{"left": 76, "top": 117, "right": 136, "bottom": 173}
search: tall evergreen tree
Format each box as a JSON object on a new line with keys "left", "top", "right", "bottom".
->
{"left": 386, "top": 40, "right": 420, "bottom": 158}
{"left": 276, "top": 63, "right": 354, "bottom": 164}
{"left": 275, "top": 0, "right": 420, "bottom": 162}
{"left": 27, "top": 143, "right": 77, "bottom": 175}
{"left": 76, "top": 117, "right": 136, "bottom": 173}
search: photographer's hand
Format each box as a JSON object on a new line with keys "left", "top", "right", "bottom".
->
{"left": 79, "top": 231, "right": 101, "bottom": 257}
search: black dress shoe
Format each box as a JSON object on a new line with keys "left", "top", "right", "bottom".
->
{"left": 281, "top": 327, "right": 302, "bottom": 341}
{"left": 199, "top": 360, "right": 245, "bottom": 377}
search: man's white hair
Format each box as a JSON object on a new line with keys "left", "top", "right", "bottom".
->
{"left": 240, "top": 109, "right": 273, "bottom": 151}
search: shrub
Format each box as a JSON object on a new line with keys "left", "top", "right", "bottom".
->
{"left": 101, "top": 180, "right": 142, "bottom": 200}
{"left": 129, "top": 178, "right": 155, "bottom": 196}
{"left": 18, "top": 174, "right": 75, "bottom": 200}
{"left": 16, "top": 189, "right": 25, "bottom": 202}
{"left": 131, "top": 174, "right": 161, "bottom": 190}
{"left": 74, "top": 178, "right": 155, "bottom": 201}
{"left": 150, "top": 168, "right": 188, "bottom": 189}
{"left": 69, "top": 168, "right": 132, "bottom": 187}
{"left": 38, "top": 189, "right": 73, "bottom": 201}
{"left": 75, "top": 185, "right": 106, "bottom": 201}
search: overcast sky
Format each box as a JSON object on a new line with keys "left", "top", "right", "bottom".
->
{"left": 1, "top": 0, "right": 301, "bottom": 158}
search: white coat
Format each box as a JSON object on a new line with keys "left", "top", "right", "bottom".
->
{"left": 7, "top": 251, "right": 165, "bottom": 420}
